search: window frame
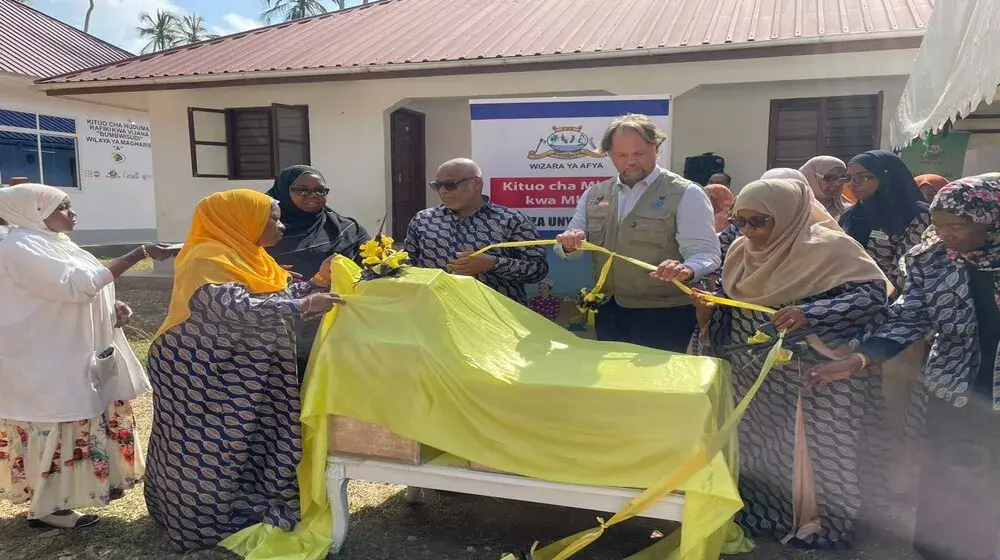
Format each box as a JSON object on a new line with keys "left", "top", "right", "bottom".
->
{"left": 186, "top": 104, "right": 311, "bottom": 181}
{"left": 0, "top": 109, "right": 81, "bottom": 189}
{"left": 767, "top": 93, "right": 884, "bottom": 170}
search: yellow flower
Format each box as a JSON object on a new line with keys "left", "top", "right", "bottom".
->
{"left": 747, "top": 331, "right": 772, "bottom": 345}
{"left": 360, "top": 239, "right": 381, "bottom": 259}
{"left": 383, "top": 250, "right": 409, "bottom": 269}
{"left": 363, "top": 255, "right": 382, "bottom": 266}
{"left": 774, "top": 348, "right": 793, "bottom": 365}
{"left": 380, "top": 235, "right": 395, "bottom": 249}
{"left": 583, "top": 293, "right": 597, "bottom": 303}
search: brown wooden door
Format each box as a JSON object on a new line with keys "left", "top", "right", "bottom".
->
{"left": 390, "top": 109, "right": 426, "bottom": 239}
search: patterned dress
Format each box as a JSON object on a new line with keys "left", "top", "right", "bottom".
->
{"left": 144, "top": 281, "right": 317, "bottom": 551}
{"left": 705, "top": 280, "right": 887, "bottom": 548}
{"left": 403, "top": 197, "right": 548, "bottom": 305}
{"left": 0, "top": 402, "right": 142, "bottom": 519}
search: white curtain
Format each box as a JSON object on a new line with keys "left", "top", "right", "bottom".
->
{"left": 889, "top": 0, "right": 1000, "bottom": 149}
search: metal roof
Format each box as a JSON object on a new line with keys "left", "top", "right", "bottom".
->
{"left": 39, "top": 0, "right": 933, "bottom": 86}
{"left": 0, "top": 0, "right": 131, "bottom": 79}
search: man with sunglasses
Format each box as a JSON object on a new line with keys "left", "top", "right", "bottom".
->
{"left": 555, "top": 114, "right": 721, "bottom": 352}
{"left": 403, "top": 158, "right": 548, "bottom": 305}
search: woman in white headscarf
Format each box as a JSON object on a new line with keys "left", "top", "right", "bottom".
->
{"left": 0, "top": 184, "right": 176, "bottom": 529}
{"left": 693, "top": 179, "right": 889, "bottom": 549}
{"left": 799, "top": 157, "right": 853, "bottom": 219}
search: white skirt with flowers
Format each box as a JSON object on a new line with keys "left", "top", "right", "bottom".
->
{"left": 0, "top": 400, "right": 143, "bottom": 519}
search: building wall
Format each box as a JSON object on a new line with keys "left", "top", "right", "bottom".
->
{"left": 122, "top": 48, "right": 918, "bottom": 241}
{"left": 0, "top": 75, "right": 156, "bottom": 244}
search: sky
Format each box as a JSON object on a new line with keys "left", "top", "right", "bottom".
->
{"left": 28, "top": 0, "right": 366, "bottom": 54}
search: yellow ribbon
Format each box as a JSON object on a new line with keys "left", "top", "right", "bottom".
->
{"left": 472, "top": 240, "right": 785, "bottom": 560}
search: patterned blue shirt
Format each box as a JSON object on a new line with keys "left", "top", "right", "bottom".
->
{"left": 403, "top": 197, "right": 549, "bottom": 305}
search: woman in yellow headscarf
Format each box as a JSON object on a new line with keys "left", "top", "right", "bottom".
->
{"left": 144, "top": 189, "right": 344, "bottom": 552}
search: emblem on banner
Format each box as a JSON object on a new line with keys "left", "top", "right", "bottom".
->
{"left": 527, "top": 126, "right": 602, "bottom": 160}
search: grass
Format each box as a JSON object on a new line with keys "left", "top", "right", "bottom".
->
{"left": 0, "top": 278, "right": 919, "bottom": 560}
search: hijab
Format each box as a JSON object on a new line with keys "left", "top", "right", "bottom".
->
{"left": 704, "top": 183, "right": 735, "bottom": 232}
{"left": 265, "top": 165, "right": 370, "bottom": 278}
{"left": 799, "top": 156, "right": 852, "bottom": 218}
{"left": 0, "top": 183, "right": 69, "bottom": 236}
{"left": 760, "top": 168, "right": 809, "bottom": 183}
{"left": 841, "top": 150, "right": 928, "bottom": 247}
{"left": 920, "top": 174, "right": 1000, "bottom": 307}
{"left": 723, "top": 179, "right": 887, "bottom": 307}
{"left": 914, "top": 174, "right": 950, "bottom": 201}
{"left": 156, "top": 189, "right": 290, "bottom": 337}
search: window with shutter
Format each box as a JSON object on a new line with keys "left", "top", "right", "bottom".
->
{"left": 188, "top": 104, "right": 310, "bottom": 180}
{"left": 767, "top": 94, "right": 882, "bottom": 169}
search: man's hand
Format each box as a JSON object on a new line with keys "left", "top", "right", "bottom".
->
{"left": 650, "top": 259, "right": 693, "bottom": 282}
{"left": 555, "top": 229, "right": 586, "bottom": 252}
{"left": 449, "top": 252, "right": 496, "bottom": 276}
{"left": 113, "top": 300, "right": 132, "bottom": 329}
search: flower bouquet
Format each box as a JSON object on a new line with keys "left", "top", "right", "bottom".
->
{"left": 359, "top": 234, "right": 411, "bottom": 281}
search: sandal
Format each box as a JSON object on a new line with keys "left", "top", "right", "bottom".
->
{"left": 28, "top": 509, "right": 100, "bottom": 530}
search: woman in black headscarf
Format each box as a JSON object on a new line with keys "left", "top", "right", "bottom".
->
{"left": 266, "top": 165, "right": 370, "bottom": 377}
{"left": 841, "top": 150, "right": 931, "bottom": 499}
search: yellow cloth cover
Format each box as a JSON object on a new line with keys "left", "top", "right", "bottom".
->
{"left": 222, "top": 253, "right": 783, "bottom": 560}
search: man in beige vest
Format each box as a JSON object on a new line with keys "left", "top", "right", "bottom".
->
{"left": 555, "top": 114, "right": 721, "bottom": 352}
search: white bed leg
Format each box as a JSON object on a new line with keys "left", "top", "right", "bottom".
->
{"left": 328, "top": 461, "right": 350, "bottom": 555}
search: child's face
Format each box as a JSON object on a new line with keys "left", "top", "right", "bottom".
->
{"left": 539, "top": 283, "right": 550, "bottom": 297}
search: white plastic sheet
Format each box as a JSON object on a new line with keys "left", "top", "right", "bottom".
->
{"left": 889, "top": 0, "right": 1000, "bottom": 149}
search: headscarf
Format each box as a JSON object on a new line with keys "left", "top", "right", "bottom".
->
{"left": 920, "top": 174, "right": 1000, "bottom": 306}
{"left": 722, "top": 179, "right": 887, "bottom": 307}
{"left": 0, "top": 183, "right": 69, "bottom": 235}
{"left": 841, "top": 150, "right": 928, "bottom": 247}
{"left": 265, "top": 165, "right": 370, "bottom": 278}
{"left": 914, "top": 174, "right": 949, "bottom": 201}
{"left": 156, "top": 189, "right": 290, "bottom": 337}
{"left": 760, "top": 168, "right": 809, "bottom": 183}
{"left": 704, "top": 184, "right": 735, "bottom": 232}
{"left": 799, "top": 156, "right": 852, "bottom": 218}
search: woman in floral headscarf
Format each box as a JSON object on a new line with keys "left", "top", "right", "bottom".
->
{"left": 811, "top": 173, "right": 1000, "bottom": 560}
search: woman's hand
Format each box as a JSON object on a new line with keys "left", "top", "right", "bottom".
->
{"left": 281, "top": 264, "right": 304, "bottom": 283}
{"left": 113, "top": 300, "right": 132, "bottom": 328}
{"left": 690, "top": 290, "right": 716, "bottom": 332}
{"left": 772, "top": 306, "right": 808, "bottom": 333}
{"left": 144, "top": 243, "right": 181, "bottom": 261}
{"left": 805, "top": 354, "right": 866, "bottom": 390}
{"left": 312, "top": 255, "right": 335, "bottom": 287}
{"left": 299, "top": 291, "right": 346, "bottom": 319}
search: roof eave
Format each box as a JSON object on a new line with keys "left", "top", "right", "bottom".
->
{"left": 37, "top": 31, "right": 925, "bottom": 95}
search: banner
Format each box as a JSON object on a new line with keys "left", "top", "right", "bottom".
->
{"left": 470, "top": 96, "right": 672, "bottom": 295}
{"left": 80, "top": 117, "right": 154, "bottom": 186}
{"left": 898, "top": 131, "right": 971, "bottom": 180}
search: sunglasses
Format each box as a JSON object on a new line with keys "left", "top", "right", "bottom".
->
{"left": 430, "top": 176, "right": 478, "bottom": 191}
{"left": 822, "top": 173, "right": 849, "bottom": 183}
{"left": 729, "top": 215, "right": 772, "bottom": 229}
{"left": 290, "top": 187, "right": 330, "bottom": 197}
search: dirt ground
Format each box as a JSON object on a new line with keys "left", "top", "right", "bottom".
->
{"left": 0, "top": 279, "right": 923, "bottom": 560}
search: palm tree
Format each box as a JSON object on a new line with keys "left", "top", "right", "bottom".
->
{"left": 261, "top": 0, "right": 330, "bottom": 23}
{"left": 177, "top": 14, "right": 218, "bottom": 44}
{"left": 136, "top": 10, "right": 180, "bottom": 54}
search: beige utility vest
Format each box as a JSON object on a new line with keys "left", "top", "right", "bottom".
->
{"left": 585, "top": 171, "right": 690, "bottom": 309}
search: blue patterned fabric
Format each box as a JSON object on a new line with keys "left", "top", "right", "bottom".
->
{"left": 717, "top": 223, "right": 739, "bottom": 263}
{"left": 866, "top": 244, "right": 1000, "bottom": 410}
{"left": 705, "top": 280, "right": 888, "bottom": 548}
{"left": 854, "top": 208, "right": 930, "bottom": 293}
{"left": 403, "top": 197, "right": 548, "bottom": 304}
{"left": 144, "top": 281, "right": 316, "bottom": 551}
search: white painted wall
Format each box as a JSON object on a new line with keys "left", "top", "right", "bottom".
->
{"left": 1, "top": 74, "right": 155, "bottom": 244}
{"left": 69, "top": 49, "right": 918, "bottom": 242}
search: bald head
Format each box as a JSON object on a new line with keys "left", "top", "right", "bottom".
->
{"left": 434, "top": 158, "right": 485, "bottom": 215}
{"left": 436, "top": 158, "right": 481, "bottom": 179}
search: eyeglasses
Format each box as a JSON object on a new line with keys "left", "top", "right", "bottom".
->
{"left": 821, "top": 173, "right": 849, "bottom": 183}
{"left": 847, "top": 173, "right": 876, "bottom": 186}
{"left": 430, "top": 177, "right": 478, "bottom": 191}
{"left": 290, "top": 187, "right": 330, "bottom": 197}
{"left": 729, "top": 215, "right": 772, "bottom": 229}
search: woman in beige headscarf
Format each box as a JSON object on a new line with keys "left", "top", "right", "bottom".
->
{"left": 693, "top": 178, "right": 888, "bottom": 549}
{"left": 799, "top": 156, "right": 853, "bottom": 219}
